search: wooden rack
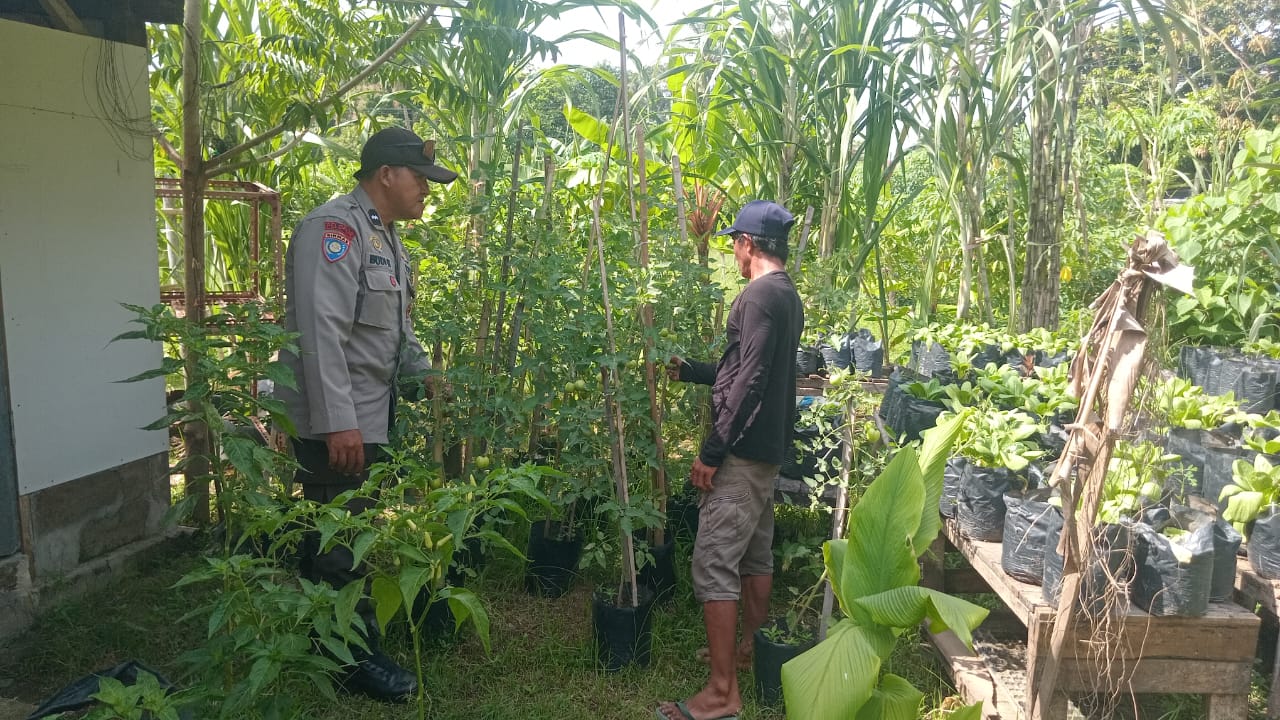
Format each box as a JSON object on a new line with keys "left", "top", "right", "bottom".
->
{"left": 923, "top": 518, "right": 1259, "bottom": 720}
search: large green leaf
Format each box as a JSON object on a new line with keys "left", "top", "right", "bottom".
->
{"left": 855, "top": 673, "right": 924, "bottom": 720}
{"left": 824, "top": 538, "right": 849, "bottom": 609}
{"left": 370, "top": 576, "right": 402, "bottom": 636}
{"left": 780, "top": 619, "right": 887, "bottom": 720}
{"left": 911, "top": 414, "right": 965, "bottom": 555}
{"left": 853, "top": 586, "right": 989, "bottom": 650}
{"left": 440, "top": 587, "right": 491, "bottom": 653}
{"left": 842, "top": 448, "right": 924, "bottom": 603}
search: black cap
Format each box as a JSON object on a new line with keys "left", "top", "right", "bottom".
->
{"left": 357, "top": 127, "right": 458, "bottom": 184}
{"left": 716, "top": 199, "right": 796, "bottom": 238}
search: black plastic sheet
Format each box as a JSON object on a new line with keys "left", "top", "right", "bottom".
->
{"left": 1001, "top": 488, "right": 1056, "bottom": 585}
{"left": 1132, "top": 519, "right": 1215, "bottom": 617}
{"left": 27, "top": 661, "right": 191, "bottom": 720}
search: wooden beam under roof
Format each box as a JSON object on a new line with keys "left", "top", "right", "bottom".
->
{"left": 36, "top": 0, "right": 84, "bottom": 33}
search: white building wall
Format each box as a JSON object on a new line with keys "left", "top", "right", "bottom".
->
{"left": 0, "top": 19, "right": 168, "bottom": 495}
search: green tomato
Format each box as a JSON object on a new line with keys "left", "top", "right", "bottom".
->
{"left": 475, "top": 455, "right": 491, "bottom": 470}
{"left": 574, "top": 379, "right": 587, "bottom": 391}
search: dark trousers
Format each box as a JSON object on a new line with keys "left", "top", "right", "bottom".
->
{"left": 293, "top": 438, "right": 385, "bottom": 650}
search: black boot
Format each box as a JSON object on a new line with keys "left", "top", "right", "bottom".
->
{"left": 336, "top": 612, "right": 417, "bottom": 704}
{"left": 341, "top": 648, "right": 417, "bottom": 703}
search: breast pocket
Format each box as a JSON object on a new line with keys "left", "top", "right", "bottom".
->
{"left": 357, "top": 270, "right": 402, "bottom": 330}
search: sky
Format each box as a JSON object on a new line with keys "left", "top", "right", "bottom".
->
{"left": 531, "top": 1, "right": 690, "bottom": 68}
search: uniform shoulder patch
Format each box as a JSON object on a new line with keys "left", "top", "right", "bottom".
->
{"left": 321, "top": 221, "right": 355, "bottom": 263}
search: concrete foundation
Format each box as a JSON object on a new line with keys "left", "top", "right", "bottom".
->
{"left": 0, "top": 451, "right": 173, "bottom": 641}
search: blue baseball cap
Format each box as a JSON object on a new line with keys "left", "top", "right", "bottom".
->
{"left": 715, "top": 200, "right": 796, "bottom": 239}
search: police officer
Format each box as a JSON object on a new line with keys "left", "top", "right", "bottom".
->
{"left": 277, "top": 126, "right": 456, "bottom": 702}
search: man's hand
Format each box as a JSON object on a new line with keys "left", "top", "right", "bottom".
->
{"left": 666, "top": 355, "right": 684, "bottom": 382}
{"left": 424, "top": 374, "right": 453, "bottom": 402}
{"left": 326, "top": 429, "right": 365, "bottom": 475}
{"left": 690, "top": 457, "right": 718, "bottom": 491}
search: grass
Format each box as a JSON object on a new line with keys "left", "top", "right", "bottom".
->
{"left": 0, "top": 522, "right": 957, "bottom": 720}
{"left": 4, "top": 520, "right": 1275, "bottom": 719}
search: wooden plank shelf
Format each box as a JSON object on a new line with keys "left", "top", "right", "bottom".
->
{"left": 1234, "top": 563, "right": 1280, "bottom": 718}
{"left": 923, "top": 518, "right": 1260, "bottom": 719}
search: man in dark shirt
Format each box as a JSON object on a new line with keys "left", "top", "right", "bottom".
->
{"left": 658, "top": 200, "right": 804, "bottom": 720}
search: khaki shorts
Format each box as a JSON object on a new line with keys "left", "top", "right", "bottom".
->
{"left": 691, "top": 454, "right": 779, "bottom": 602}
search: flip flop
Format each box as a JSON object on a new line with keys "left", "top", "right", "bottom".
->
{"left": 654, "top": 701, "right": 739, "bottom": 720}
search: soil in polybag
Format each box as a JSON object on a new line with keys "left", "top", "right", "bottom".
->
{"left": 955, "top": 459, "right": 1024, "bottom": 542}
{"left": 1131, "top": 518, "right": 1215, "bottom": 617}
{"left": 1001, "top": 488, "right": 1056, "bottom": 585}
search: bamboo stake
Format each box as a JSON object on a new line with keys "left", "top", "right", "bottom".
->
{"left": 818, "top": 395, "right": 856, "bottom": 641}
{"left": 672, "top": 155, "right": 690, "bottom": 250}
{"left": 582, "top": 11, "right": 638, "bottom": 608}
{"left": 635, "top": 124, "right": 668, "bottom": 546}
{"left": 492, "top": 130, "right": 523, "bottom": 374}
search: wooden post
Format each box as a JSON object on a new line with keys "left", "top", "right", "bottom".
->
{"left": 180, "top": 0, "right": 211, "bottom": 524}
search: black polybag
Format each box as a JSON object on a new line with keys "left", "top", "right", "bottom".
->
{"left": 1131, "top": 519, "right": 1215, "bottom": 617}
{"left": 1210, "top": 516, "right": 1243, "bottom": 601}
{"left": 1039, "top": 421, "right": 1070, "bottom": 460}
{"left": 1001, "top": 488, "right": 1056, "bottom": 585}
{"left": 1043, "top": 518, "right": 1134, "bottom": 613}
{"left": 1164, "top": 427, "right": 1210, "bottom": 495}
{"left": 1249, "top": 506, "right": 1280, "bottom": 580}
{"left": 849, "top": 329, "right": 885, "bottom": 377}
{"left": 796, "top": 346, "right": 822, "bottom": 376}
{"left": 955, "top": 459, "right": 1022, "bottom": 542}
{"left": 1180, "top": 346, "right": 1280, "bottom": 412}
{"left": 939, "top": 457, "right": 965, "bottom": 518}
{"left": 971, "top": 344, "right": 1028, "bottom": 372}
{"left": 818, "top": 342, "right": 850, "bottom": 371}
{"left": 909, "top": 340, "right": 954, "bottom": 381}
{"left": 879, "top": 371, "right": 945, "bottom": 443}
{"left": 26, "top": 661, "right": 192, "bottom": 720}
{"left": 1203, "top": 446, "right": 1256, "bottom": 510}
{"left": 592, "top": 584, "right": 656, "bottom": 672}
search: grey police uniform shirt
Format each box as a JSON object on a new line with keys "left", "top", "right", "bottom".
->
{"left": 277, "top": 185, "right": 431, "bottom": 445}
